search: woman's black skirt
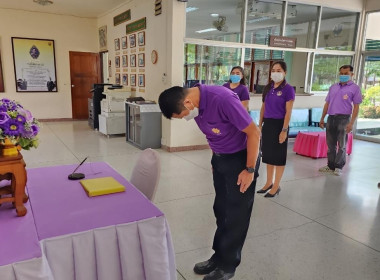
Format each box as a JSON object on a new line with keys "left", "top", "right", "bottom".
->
{"left": 261, "top": 118, "right": 288, "bottom": 166}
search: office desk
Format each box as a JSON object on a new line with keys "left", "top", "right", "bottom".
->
{"left": 0, "top": 162, "right": 176, "bottom": 280}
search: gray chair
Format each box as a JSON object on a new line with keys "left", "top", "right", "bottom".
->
{"left": 130, "top": 148, "right": 161, "bottom": 201}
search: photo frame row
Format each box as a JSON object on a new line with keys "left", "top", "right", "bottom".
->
{"left": 114, "top": 31, "right": 145, "bottom": 51}
{"left": 115, "top": 73, "right": 145, "bottom": 87}
{"left": 115, "top": 53, "right": 145, "bottom": 68}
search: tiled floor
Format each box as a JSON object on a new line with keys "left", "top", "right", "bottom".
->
{"left": 22, "top": 121, "right": 380, "bottom": 280}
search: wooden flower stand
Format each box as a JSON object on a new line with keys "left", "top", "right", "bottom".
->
{"left": 0, "top": 153, "right": 28, "bottom": 217}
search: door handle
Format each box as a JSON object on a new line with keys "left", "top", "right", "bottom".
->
{"left": 71, "top": 85, "right": 75, "bottom": 88}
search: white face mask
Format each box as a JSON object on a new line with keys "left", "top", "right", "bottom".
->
{"left": 183, "top": 105, "right": 199, "bottom": 121}
{"left": 271, "top": 72, "right": 284, "bottom": 83}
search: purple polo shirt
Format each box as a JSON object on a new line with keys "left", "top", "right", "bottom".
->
{"left": 263, "top": 81, "right": 295, "bottom": 119}
{"left": 222, "top": 83, "right": 250, "bottom": 101}
{"left": 194, "top": 84, "right": 252, "bottom": 154}
{"left": 325, "top": 81, "right": 362, "bottom": 115}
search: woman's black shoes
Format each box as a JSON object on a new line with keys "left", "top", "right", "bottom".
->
{"left": 256, "top": 184, "right": 273, "bottom": 194}
{"left": 264, "top": 187, "right": 281, "bottom": 197}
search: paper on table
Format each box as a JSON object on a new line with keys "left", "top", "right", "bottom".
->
{"left": 80, "top": 177, "right": 125, "bottom": 197}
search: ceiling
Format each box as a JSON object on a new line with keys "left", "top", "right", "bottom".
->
{"left": 0, "top": 0, "right": 128, "bottom": 18}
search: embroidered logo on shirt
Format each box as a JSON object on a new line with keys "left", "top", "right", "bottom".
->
{"left": 343, "top": 94, "right": 348, "bottom": 100}
{"left": 212, "top": 128, "right": 221, "bottom": 135}
{"left": 277, "top": 91, "right": 283, "bottom": 96}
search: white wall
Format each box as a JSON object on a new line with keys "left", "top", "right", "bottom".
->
{"left": 0, "top": 9, "right": 98, "bottom": 119}
{"left": 366, "top": 12, "right": 380, "bottom": 40}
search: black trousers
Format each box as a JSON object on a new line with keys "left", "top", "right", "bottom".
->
{"left": 210, "top": 149, "right": 260, "bottom": 272}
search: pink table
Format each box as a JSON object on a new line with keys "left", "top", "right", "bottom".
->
{"left": 293, "top": 131, "right": 353, "bottom": 158}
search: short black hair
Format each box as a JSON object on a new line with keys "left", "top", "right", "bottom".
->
{"left": 339, "top": 65, "right": 353, "bottom": 72}
{"left": 229, "top": 66, "right": 246, "bottom": 85}
{"left": 271, "top": 61, "right": 287, "bottom": 72}
{"left": 158, "top": 86, "right": 188, "bottom": 119}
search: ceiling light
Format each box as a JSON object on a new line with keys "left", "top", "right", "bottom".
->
{"left": 33, "top": 0, "right": 53, "bottom": 5}
{"left": 210, "top": 13, "right": 219, "bottom": 17}
{"left": 196, "top": 28, "right": 217, "bottom": 33}
{"left": 186, "top": 7, "right": 198, "bottom": 13}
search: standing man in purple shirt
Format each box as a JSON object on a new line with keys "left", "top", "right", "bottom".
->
{"left": 223, "top": 66, "right": 250, "bottom": 110}
{"left": 159, "top": 84, "right": 260, "bottom": 280}
{"left": 319, "top": 65, "right": 362, "bottom": 176}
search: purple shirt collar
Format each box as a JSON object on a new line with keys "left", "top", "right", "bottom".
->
{"left": 339, "top": 81, "right": 354, "bottom": 87}
{"left": 194, "top": 83, "right": 207, "bottom": 114}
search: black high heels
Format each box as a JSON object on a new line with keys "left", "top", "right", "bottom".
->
{"left": 264, "top": 187, "right": 281, "bottom": 197}
{"left": 256, "top": 184, "right": 273, "bottom": 194}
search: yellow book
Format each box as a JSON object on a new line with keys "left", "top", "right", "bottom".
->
{"left": 80, "top": 177, "right": 126, "bottom": 197}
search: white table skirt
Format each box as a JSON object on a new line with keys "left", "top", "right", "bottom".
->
{"left": 0, "top": 216, "right": 176, "bottom": 280}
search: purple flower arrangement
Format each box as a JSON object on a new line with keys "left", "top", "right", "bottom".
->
{"left": 0, "top": 98, "right": 40, "bottom": 150}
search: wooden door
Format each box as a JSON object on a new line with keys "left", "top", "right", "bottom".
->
{"left": 69, "top": 51, "right": 101, "bottom": 119}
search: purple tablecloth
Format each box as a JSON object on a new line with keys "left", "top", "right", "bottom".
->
{"left": 0, "top": 199, "right": 41, "bottom": 266}
{"left": 27, "top": 162, "right": 163, "bottom": 240}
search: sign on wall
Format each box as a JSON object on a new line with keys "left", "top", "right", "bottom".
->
{"left": 269, "top": 35, "right": 297, "bottom": 49}
{"left": 12, "top": 37, "right": 57, "bottom": 92}
{"left": 126, "top": 17, "right": 146, "bottom": 34}
{"left": 113, "top": 10, "right": 131, "bottom": 26}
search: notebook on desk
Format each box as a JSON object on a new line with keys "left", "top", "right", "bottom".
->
{"left": 80, "top": 177, "right": 126, "bottom": 197}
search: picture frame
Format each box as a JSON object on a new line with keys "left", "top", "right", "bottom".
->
{"left": 129, "top": 34, "right": 136, "bottom": 48}
{"left": 114, "top": 38, "right": 120, "bottom": 51}
{"left": 130, "top": 74, "right": 136, "bottom": 86}
{"left": 122, "top": 55, "right": 128, "bottom": 67}
{"left": 138, "top": 31, "right": 145, "bottom": 46}
{"left": 138, "top": 74, "right": 145, "bottom": 87}
{"left": 115, "top": 56, "right": 120, "bottom": 68}
{"left": 115, "top": 73, "right": 120, "bottom": 84}
{"left": 11, "top": 37, "right": 57, "bottom": 92}
{"left": 122, "top": 74, "right": 128, "bottom": 86}
{"left": 121, "top": 36, "right": 127, "bottom": 49}
{"left": 99, "top": 26, "right": 107, "bottom": 52}
{"left": 130, "top": 54, "right": 136, "bottom": 67}
{"left": 138, "top": 53, "right": 145, "bottom": 67}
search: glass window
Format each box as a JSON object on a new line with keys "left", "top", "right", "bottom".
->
{"left": 318, "top": 8, "right": 359, "bottom": 51}
{"left": 245, "top": 0, "right": 284, "bottom": 45}
{"left": 285, "top": 3, "right": 319, "bottom": 48}
{"left": 186, "top": 0, "right": 242, "bottom": 42}
{"left": 184, "top": 44, "right": 241, "bottom": 87}
{"left": 365, "top": 12, "right": 380, "bottom": 51}
{"left": 311, "top": 54, "right": 352, "bottom": 92}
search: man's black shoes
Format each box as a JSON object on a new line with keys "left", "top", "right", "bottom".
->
{"left": 193, "top": 258, "right": 217, "bottom": 275}
{"left": 203, "top": 268, "right": 235, "bottom": 280}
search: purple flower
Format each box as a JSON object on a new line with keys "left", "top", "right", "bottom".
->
{"left": 3, "top": 119, "right": 23, "bottom": 136}
{"left": 0, "top": 112, "right": 10, "bottom": 125}
{"left": 22, "top": 124, "right": 39, "bottom": 138}
{"left": 18, "top": 108, "right": 33, "bottom": 121}
{"left": 0, "top": 105, "right": 7, "bottom": 112}
{"left": 1, "top": 98, "right": 11, "bottom": 103}
{"left": 16, "top": 115, "right": 26, "bottom": 124}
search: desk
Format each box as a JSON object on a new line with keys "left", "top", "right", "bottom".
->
{"left": 0, "top": 162, "right": 176, "bottom": 280}
{"left": 293, "top": 131, "right": 353, "bottom": 158}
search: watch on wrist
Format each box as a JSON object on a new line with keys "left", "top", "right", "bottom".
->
{"left": 246, "top": 167, "right": 255, "bottom": 173}
{"left": 281, "top": 127, "right": 288, "bottom": 132}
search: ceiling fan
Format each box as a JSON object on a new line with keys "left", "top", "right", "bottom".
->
{"left": 33, "top": 0, "right": 53, "bottom": 6}
{"left": 213, "top": 16, "right": 228, "bottom": 32}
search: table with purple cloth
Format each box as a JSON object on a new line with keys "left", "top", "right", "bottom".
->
{"left": 0, "top": 162, "right": 176, "bottom": 280}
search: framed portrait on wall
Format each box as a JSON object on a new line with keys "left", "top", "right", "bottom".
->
{"left": 138, "top": 53, "right": 145, "bottom": 67}
{"left": 138, "top": 31, "right": 145, "bottom": 46}
{"left": 138, "top": 74, "right": 145, "bottom": 87}
{"left": 129, "top": 34, "right": 136, "bottom": 48}
{"left": 98, "top": 25, "right": 107, "bottom": 52}
{"left": 115, "top": 56, "right": 120, "bottom": 68}
{"left": 115, "top": 73, "right": 120, "bottom": 84}
{"left": 12, "top": 37, "right": 57, "bottom": 92}
{"left": 130, "top": 74, "right": 136, "bottom": 86}
{"left": 121, "top": 36, "right": 127, "bottom": 49}
{"left": 114, "top": 38, "right": 120, "bottom": 51}
{"left": 122, "top": 55, "right": 128, "bottom": 67}
{"left": 130, "top": 54, "right": 136, "bottom": 67}
{"left": 122, "top": 74, "right": 128, "bottom": 86}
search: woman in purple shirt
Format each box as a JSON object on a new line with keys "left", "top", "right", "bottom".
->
{"left": 257, "top": 61, "right": 295, "bottom": 197}
{"left": 223, "top": 66, "right": 250, "bottom": 110}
